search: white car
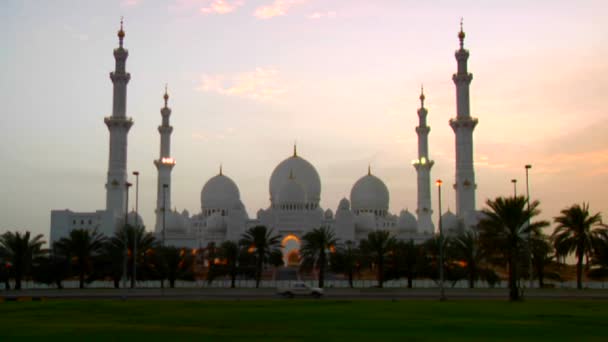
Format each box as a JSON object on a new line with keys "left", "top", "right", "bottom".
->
{"left": 277, "top": 282, "right": 324, "bottom": 298}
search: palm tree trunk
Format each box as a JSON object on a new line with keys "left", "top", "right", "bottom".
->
{"left": 15, "top": 272, "right": 22, "bottom": 290}
{"left": 508, "top": 254, "right": 519, "bottom": 301}
{"left": 79, "top": 259, "right": 85, "bottom": 289}
{"left": 231, "top": 268, "right": 236, "bottom": 289}
{"left": 378, "top": 257, "right": 384, "bottom": 288}
{"left": 4, "top": 278, "right": 10, "bottom": 290}
{"left": 255, "top": 254, "right": 263, "bottom": 289}
{"left": 348, "top": 270, "right": 353, "bottom": 288}
{"left": 319, "top": 251, "right": 325, "bottom": 288}
{"left": 407, "top": 272, "right": 413, "bottom": 289}
{"left": 577, "top": 250, "right": 583, "bottom": 290}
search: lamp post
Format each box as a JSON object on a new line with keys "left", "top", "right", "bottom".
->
{"left": 511, "top": 179, "right": 517, "bottom": 197}
{"left": 132, "top": 171, "right": 139, "bottom": 289}
{"left": 123, "top": 181, "right": 132, "bottom": 289}
{"left": 436, "top": 179, "right": 446, "bottom": 301}
{"left": 525, "top": 164, "right": 532, "bottom": 288}
{"left": 162, "top": 184, "right": 168, "bottom": 246}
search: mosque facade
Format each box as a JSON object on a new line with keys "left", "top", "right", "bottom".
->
{"left": 50, "top": 21, "right": 479, "bottom": 249}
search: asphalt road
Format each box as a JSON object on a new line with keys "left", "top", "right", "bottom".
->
{"left": 3, "top": 288, "right": 608, "bottom": 301}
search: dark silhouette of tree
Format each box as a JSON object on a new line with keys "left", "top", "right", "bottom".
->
{"left": 219, "top": 240, "right": 240, "bottom": 288}
{"left": 552, "top": 203, "right": 605, "bottom": 289}
{"left": 478, "top": 196, "right": 548, "bottom": 301}
{"left": 330, "top": 240, "right": 360, "bottom": 288}
{"left": 156, "top": 246, "right": 194, "bottom": 288}
{"left": 300, "top": 226, "right": 338, "bottom": 288}
{"left": 240, "top": 225, "right": 282, "bottom": 288}
{"left": 530, "top": 231, "right": 554, "bottom": 288}
{"left": 0, "top": 231, "right": 45, "bottom": 290}
{"left": 360, "top": 230, "right": 396, "bottom": 288}
{"left": 55, "top": 229, "right": 106, "bottom": 289}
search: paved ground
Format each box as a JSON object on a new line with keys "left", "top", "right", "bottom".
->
{"left": 2, "top": 287, "right": 608, "bottom": 301}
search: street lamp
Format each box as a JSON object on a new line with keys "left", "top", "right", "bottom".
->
{"left": 525, "top": 164, "right": 532, "bottom": 288}
{"left": 162, "top": 184, "right": 168, "bottom": 247}
{"left": 132, "top": 171, "right": 139, "bottom": 289}
{"left": 436, "top": 179, "right": 446, "bottom": 301}
{"left": 511, "top": 179, "right": 517, "bottom": 197}
{"left": 123, "top": 181, "right": 132, "bottom": 289}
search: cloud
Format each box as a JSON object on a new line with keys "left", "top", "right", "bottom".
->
{"left": 254, "top": 0, "right": 306, "bottom": 19}
{"left": 121, "top": 0, "right": 143, "bottom": 7}
{"left": 308, "top": 11, "right": 337, "bottom": 19}
{"left": 196, "top": 68, "right": 287, "bottom": 102}
{"left": 200, "top": 0, "right": 244, "bottom": 14}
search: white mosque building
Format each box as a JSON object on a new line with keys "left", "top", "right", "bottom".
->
{"left": 50, "top": 21, "right": 480, "bottom": 250}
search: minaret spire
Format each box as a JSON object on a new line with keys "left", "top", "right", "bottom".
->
{"left": 413, "top": 86, "right": 435, "bottom": 233}
{"left": 154, "top": 86, "right": 176, "bottom": 235}
{"left": 293, "top": 142, "right": 297, "bottom": 157}
{"left": 368, "top": 164, "right": 371, "bottom": 176}
{"left": 104, "top": 20, "right": 133, "bottom": 222}
{"left": 118, "top": 17, "right": 125, "bottom": 48}
{"left": 450, "top": 21, "right": 478, "bottom": 225}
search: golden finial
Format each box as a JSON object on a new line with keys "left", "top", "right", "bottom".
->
{"left": 368, "top": 164, "right": 371, "bottom": 176}
{"left": 118, "top": 17, "right": 125, "bottom": 46}
{"left": 219, "top": 163, "right": 223, "bottom": 176}
{"left": 419, "top": 84, "right": 425, "bottom": 107}
{"left": 163, "top": 83, "right": 169, "bottom": 107}
{"left": 458, "top": 17, "right": 465, "bottom": 48}
{"left": 293, "top": 142, "right": 297, "bottom": 157}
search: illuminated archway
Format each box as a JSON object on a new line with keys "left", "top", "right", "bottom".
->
{"left": 281, "top": 234, "right": 301, "bottom": 267}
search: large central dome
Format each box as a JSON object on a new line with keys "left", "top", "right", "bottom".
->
{"left": 350, "top": 168, "right": 389, "bottom": 215}
{"left": 269, "top": 147, "right": 321, "bottom": 206}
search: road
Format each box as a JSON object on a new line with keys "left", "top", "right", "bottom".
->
{"left": 3, "top": 288, "right": 608, "bottom": 301}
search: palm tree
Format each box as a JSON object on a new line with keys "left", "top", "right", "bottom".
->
{"left": 219, "top": 241, "right": 240, "bottom": 288}
{"left": 452, "top": 230, "right": 484, "bottom": 288}
{"left": 478, "top": 196, "right": 548, "bottom": 301}
{"left": 0, "top": 231, "right": 46, "bottom": 290}
{"left": 330, "top": 240, "right": 360, "bottom": 288}
{"left": 360, "top": 230, "right": 396, "bottom": 288}
{"left": 552, "top": 203, "right": 605, "bottom": 289}
{"left": 124, "top": 225, "right": 156, "bottom": 288}
{"left": 388, "top": 240, "right": 419, "bottom": 289}
{"left": 589, "top": 229, "right": 608, "bottom": 279}
{"left": 300, "top": 226, "right": 338, "bottom": 288}
{"left": 530, "top": 231, "right": 554, "bottom": 288}
{"left": 240, "top": 225, "right": 282, "bottom": 288}
{"left": 156, "top": 246, "right": 194, "bottom": 288}
{"left": 55, "top": 229, "right": 106, "bottom": 289}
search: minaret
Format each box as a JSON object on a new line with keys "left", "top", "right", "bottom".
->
{"left": 104, "top": 19, "right": 133, "bottom": 219}
{"left": 154, "top": 86, "right": 176, "bottom": 234}
{"left": 449, "top": 20, "right": 478, "bottom": 219}
{"left": 413, "top": 87, "right": 435, "bottom": 233}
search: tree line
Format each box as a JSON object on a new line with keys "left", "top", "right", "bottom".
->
{"left": 1, "top": 196, "right": 607, "bottom": 301}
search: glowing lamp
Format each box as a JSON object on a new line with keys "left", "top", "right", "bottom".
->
{"left": 161, "top": 157, "right": 176, "bottom": 165}
{"left": 436, "top": 179, "right": 443, "bottom": 187}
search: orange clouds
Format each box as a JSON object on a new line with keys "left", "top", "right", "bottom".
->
{"left": 196, "top": 68, "right": 287, "bottom": 102}
{"left": 254, "top": 0, "right": 306, "bottom": 19}
{"left": 200, "top": 0, "right": 244, "bottom": 14}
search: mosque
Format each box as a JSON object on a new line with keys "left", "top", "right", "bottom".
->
{"left": 50, "top": 21, "right": 480, "bottom": 253}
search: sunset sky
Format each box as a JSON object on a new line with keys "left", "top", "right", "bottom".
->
{"left": 1, "top": 0, "right": 607, "bottom": 240}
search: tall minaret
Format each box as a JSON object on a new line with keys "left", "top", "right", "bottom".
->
{"left": 154, "top": 86, "right": 176, "bottom": 233}
{"left": 449, "top": 20, "right": 478, "bottom": 218}
{"left": 104, "top": 19, "right": 133, "bottom": 219}
{"left": 413, "top": 87, "right": 435, "bottom": 233}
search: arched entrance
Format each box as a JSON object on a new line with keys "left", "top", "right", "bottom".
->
{"left": 281, "top": 234, "right": 301, "bottom": 267}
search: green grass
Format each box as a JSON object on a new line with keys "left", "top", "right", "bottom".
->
{"left": 1, "top": 299, "right": 607, "bottom": 341}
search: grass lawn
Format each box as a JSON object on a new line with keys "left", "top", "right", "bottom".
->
{"left": 1, "top": 299, "right": 607, "bottom": 341}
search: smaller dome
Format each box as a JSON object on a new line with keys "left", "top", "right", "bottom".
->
{"left": 201, "top": 173, "right": 240, "bottom": 210}
{"left": 398, "top": 209, "right": 417, "bottom": 231}
{"left": 338, "top": 198, "right": 350, "bottom": 211}
{"left": 277, "top": 176, "right": 306, "bottom": 204}
{"left": 350, "top": 171, "right": 389, "bottom": 213}
{"left": 324, "top": 209, "right": 334, "bottom": 220}
{"left": 165, "top": 210, "right": 187, "bottom": 233}
{"left": 441, "top": 210, "right": 460, "bottom": 232}
{"left": 126, "top": 210, "right": 144, "bottom": 227}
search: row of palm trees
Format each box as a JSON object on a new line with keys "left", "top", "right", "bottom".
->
{"left": 1, "top": 197, "right": 607, "bottom": 301}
